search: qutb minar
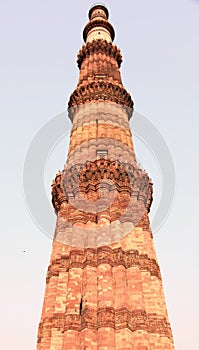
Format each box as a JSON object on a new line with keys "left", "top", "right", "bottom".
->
{"left": 37, "top": 4, "right": 175, "bottom": 349}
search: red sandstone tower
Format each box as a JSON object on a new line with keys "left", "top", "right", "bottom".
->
{"left": 37, "top": 4, "right": 175, "bottom": 349}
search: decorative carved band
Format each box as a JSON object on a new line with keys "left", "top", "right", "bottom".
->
{"left": 65, "top": 159, "right": 150, "bottom": 194}
{"left": 52, "top": 160, "right": 153, "bottom": 214}
{"left": 38, "top": 309, "right": 173, "bottom": 342}
{"left": 77, "top": 40, "right": 122, "bottom": 69}
{"left": 51, "top": 171, "right": 67, "bottom": 212}
{"left": 83, "top": 19, "right": 115, "bottom": 42}
{"left": 46, "top": 247, "right": 161, "bottom": 283}
{"left": 68, "top": 81, "right": 134, "bottom": 113}
{"left": 81, "top": 308, "right": 173, "bottom": 338}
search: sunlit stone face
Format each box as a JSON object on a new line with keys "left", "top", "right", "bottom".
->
{"left": 86, "top": 26, "right": 112, "bottom": 43}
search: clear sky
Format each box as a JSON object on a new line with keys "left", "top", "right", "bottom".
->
{"left": 0, "top": 0, "right": 199, "bottom": 349}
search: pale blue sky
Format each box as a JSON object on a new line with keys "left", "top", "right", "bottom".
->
{"left": 0, "top": 0, "right": 199, "bottom": 349}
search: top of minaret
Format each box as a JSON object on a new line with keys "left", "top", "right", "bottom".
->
{"left": 88, "top": 3, "right": 109, "bottom": 20}
{"left": 83, "top": 3, "right": 114, "bottom": 43}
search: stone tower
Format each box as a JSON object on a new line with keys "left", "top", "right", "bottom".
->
{"left": 37, "top": 4, "right": 175, "bottom": 350}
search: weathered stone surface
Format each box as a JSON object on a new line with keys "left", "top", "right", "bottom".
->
{"left": 77, "top": 40, "right": 122, "bottom": 69}
{"left": 52, "top": 159, "right": 153, "bottom": 218}
{"left": 37, "top": 4, "right": 175, "bottom": 350}
{"left": 46, "top": 246, "right": 161, "bottom": 283}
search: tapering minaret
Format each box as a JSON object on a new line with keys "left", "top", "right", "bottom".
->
{"left": 37, "top": 4, "right": 175, "bottom": 349}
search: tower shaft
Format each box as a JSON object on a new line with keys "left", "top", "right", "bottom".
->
{"left": 37, "top": 5, "right": 175, "bottom": 350}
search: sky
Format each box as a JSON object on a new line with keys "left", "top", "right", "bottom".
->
{"left": 0, "top": 0, "right": 199, "bottom": 349}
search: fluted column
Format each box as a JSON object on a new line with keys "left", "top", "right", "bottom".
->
{"left": 37, "top": 4, "right": 175, "bottom": 350}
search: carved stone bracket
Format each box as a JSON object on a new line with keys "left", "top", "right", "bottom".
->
{"left": 77, "top": 40, "right": 122, "bottom": 68}
{"left": 68, "top": 81, "right": 134, "bottom": 116}
{"left": 52, "top": 160, "right": 153, "bottom": 215}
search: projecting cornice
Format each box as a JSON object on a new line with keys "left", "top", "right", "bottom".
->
{"left": 68, "top": 81, "right": 134, "bottom": 117}
{"left": 83, "top": 18, "right": 115, "bottom": 43}
{"left": 51, "top": 160, "right": 153, "bottom": 215}
{"left": 77, "top": 40, "right": 122, "bottom": 69}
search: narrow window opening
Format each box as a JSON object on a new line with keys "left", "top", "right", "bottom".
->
{"left": 80, "top": 298, "right": 83, "bottom": 315}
